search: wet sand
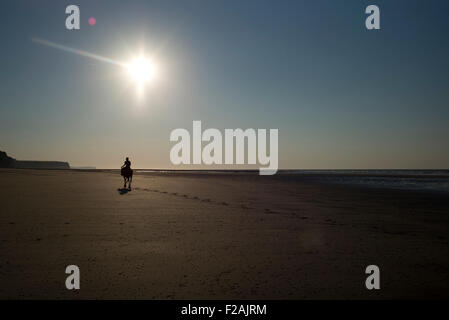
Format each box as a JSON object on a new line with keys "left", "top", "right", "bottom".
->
{"left": 0, "top": 169, "right": 448, "bottom": 299}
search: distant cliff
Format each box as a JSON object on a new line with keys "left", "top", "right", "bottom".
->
{"left": 0, "top": 151, "right": 70, "bottom": 169}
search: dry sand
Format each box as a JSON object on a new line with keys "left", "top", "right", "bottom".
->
{"left": 0, "top": 169, "right": 448, "bottom": 299}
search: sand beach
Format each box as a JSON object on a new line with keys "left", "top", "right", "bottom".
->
{"left": 0, "top": 169, "right": 448, "bottom": 299}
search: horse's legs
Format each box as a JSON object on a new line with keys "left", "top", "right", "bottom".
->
{"left": 128, "top": 175, "right": 132, "bottom": 190}
{"left": 123, "top": 176, "right": 127, "bottom": 188}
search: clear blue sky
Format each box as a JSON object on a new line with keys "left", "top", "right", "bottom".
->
{"left": 1, "top": 0, "right": 448, "bottom": 169}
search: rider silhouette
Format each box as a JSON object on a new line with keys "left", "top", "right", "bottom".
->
{"left": 122, "top": 157, "right": 131, "bottom": 170}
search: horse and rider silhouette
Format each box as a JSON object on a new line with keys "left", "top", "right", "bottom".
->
{"left": 120, "top": 157, "right": 133, "bottom": 190}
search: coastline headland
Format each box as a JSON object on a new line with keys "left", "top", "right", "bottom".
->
{"left": 0, "top": 150, "right": 69, "bottom": 169}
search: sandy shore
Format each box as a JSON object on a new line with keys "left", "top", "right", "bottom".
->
{"left": 0, "top": 169, "right": 448, "bottom": 299}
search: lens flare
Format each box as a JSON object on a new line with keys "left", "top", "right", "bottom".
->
{"left": 32, "top": 37, "right": 159, "bottom": 96}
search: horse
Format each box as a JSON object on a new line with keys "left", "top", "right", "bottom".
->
{"left": 121, "top": 167, "right": 133, "bottom": 190}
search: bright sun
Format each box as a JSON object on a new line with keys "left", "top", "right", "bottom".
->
{"left": 127, "top": 57, "right": 155, "bottom": 85}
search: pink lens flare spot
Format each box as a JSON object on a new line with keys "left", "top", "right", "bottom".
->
{"left": 88, "top": 17, "right": 96, "bottom": 26}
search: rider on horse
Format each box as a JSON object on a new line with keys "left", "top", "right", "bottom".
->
{"left": 121, "top": 157, "right": 133, "bottom": 189}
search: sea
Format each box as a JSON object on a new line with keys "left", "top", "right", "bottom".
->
{"left": 136, "top": 169, "right": 449, "bottom": 194}
{"left": 283, "top": 169, "right": 449, "bottom": 194}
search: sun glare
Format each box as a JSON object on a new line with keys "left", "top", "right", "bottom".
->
{"left": 127, "top": 57, "right": 155, "bottom": 86}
